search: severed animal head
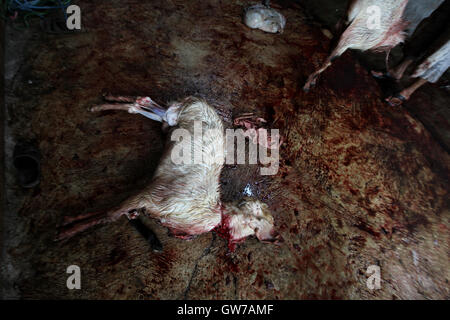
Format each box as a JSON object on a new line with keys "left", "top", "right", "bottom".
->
{"left": 225, "top": 197, "right": 278, "bottom": 243}
{"left": 243, "top": 4, "right": 286, "bottom": 34}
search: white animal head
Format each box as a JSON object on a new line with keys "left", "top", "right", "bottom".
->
{"left": 244, "top": 4, "right": 286, "bottom": 34}
{"left": 226, "top": 197, "right": 277, "bottom": 242}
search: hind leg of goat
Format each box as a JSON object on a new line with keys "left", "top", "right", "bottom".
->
{"left": 56, "top": 201, "right": 142, "bottom": 241}
{"left": 90, "top": 102, "right": 165, "bottom": 122}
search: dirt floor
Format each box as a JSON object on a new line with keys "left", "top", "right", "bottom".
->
{"left": 1, "top": 0, "right": 449, "bottom": 299}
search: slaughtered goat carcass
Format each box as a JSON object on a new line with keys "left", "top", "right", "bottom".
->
{"left": 56, "top": 94, "right": 279, "bottom": 251}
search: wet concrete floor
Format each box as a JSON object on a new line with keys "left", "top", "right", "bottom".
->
{"left": 1, "top": 0, "right": 449, "bottom": 299}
